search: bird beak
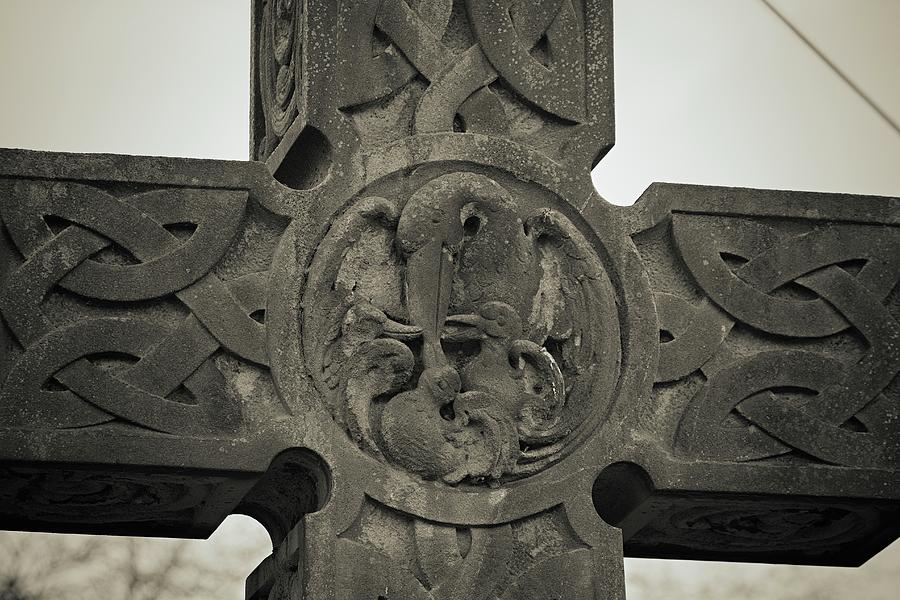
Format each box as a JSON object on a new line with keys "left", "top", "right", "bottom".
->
{"left": 381, "top": 319, "right": 422, "bottom": 340}
{"left": 442, "top": 314, "right": 485, "bottom": 341}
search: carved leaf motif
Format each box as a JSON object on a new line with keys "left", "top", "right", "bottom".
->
{"left": 324, "top": 499, "right": 600, "bottom": 599}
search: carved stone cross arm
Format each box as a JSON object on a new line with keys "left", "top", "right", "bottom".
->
{"left": 1, "top": 1, "right": 898, "bottom": 599}
{"left": 613, "top": 184, "right": 900, "bottom": 566}
{"left": 0, "top": 150, "right": 304, "bottom": 539}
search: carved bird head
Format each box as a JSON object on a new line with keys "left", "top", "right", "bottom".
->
{"left": 324, "top": 301, "right": 420, "bottom": 391}
{"left": 341, "top": 301, "right": 421, "bottom": 344}
{"left": 452, "top": 202, "right": 540, "bottom": 320}
{"left": 418, "top": 365, "right": 462, "bottom": 405}
{"left": 442, "top": 301, "right": 567, "bottom": 448}
{"left": 442, "top": 301, "right": 523, "bottom": 343}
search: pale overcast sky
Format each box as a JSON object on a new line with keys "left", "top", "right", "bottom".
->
{"left": 0, "top": 1, "right": 898, "bottom": 599}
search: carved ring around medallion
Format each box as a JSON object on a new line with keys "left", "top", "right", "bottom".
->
{"left": 302, "top": 171, "right": 621, "bottom": 486}
{"left": 268, "top": 135, "right": 656, "bottom": 522}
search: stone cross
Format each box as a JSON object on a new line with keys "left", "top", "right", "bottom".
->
{"left": 1, "top": 1, "right": 898, "bottom": 598}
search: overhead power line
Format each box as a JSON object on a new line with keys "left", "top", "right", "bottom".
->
{"left": 760, "top": 0, "right": 900, "bottom": 138}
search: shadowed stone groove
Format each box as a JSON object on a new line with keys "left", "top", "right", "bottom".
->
{"left": 1, "top": 1, "right": 899, "bottom": 598}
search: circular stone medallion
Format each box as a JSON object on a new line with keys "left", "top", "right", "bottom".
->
{"left": 300, "top": 165, "right": 622, "bottom": 487}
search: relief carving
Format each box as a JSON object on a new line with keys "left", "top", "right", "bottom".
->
{"left": 630, "top": 197, "right": 900, "bottom": 470}
{"left": 303, "top": 172, "right": 620, "bottom": 484}
{"left": 0, "top": 179, "right": 279, "bottom": 435}
{"left": 257, "top": 0, "right": 304, "bottom": 159}
{"left": 0, "top": 467, "right": 225, "bottom": 526}
{"left": 339, "top": 0, "right": 586, "bottom": 125}
{"left": 253, "top": 0, "right": 612, "bottom": 167}
{"left": 3, "top": 1, "right": 898, "bottom": 597}
{"left": 327, "top": 498, "right": 597, "bottom": 599}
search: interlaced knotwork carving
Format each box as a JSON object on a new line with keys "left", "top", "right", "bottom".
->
{"left": 0, "top": 466, "right": 223, "bottom": 526}
{"left": 625, "top": 496, "right": 884, "bottom": 559}
{"left": 643, "top": 212, "right": 900, "bottom": 468}
{"left": 0, "top": 179, "right": 268, "bottom": 434}
{"left": 3, "top": 1, "right": 900, "bottom": 596}
{"left": 340, "top": 0, "right": 586, "bottom": 129}
{"left": 253, "top": 0, "right": 611, "bottom": 167}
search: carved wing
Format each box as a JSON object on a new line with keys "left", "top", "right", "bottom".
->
{"left": 522, "top": 209, "right": 621, "bottom": 451}
{"left": 303, "top": 196, "right": 408, "bottom": 395}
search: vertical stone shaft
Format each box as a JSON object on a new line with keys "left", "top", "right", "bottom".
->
{"left": 249, "top": 1, "right": 625, "bottom": 598}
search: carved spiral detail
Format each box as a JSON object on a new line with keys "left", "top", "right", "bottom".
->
{"left": 259, "top": 0, "right": 302, "bottom": 154}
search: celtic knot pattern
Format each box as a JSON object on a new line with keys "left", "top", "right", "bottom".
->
{"left": 652, "top": 214, "right": 900, "bottom": 468}
{"left": 340, "top": 0, "right": 586, "bottom": 125}
{"left": 2, "top": 0, "right": 899, "bottom": 593}
{"left": 0, "top": 179, "right": 269, "bottom": 435}
{"left": 340, "top": 0, "right": 586, "bottom": 129}
{"left": 253, "top": 0, "right": 611, "bottom": 167}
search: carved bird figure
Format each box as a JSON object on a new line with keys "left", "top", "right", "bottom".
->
{"left": 380, "top": 366, "right": 468, "bottom": 482}
{"left": 444, "top": 301, "right": 566, "bottom": 447}
{"left": 323, "top": 301, "right": 421, "bottom": 391}
{"left": 380, "top": 365, "right": 520, "bottom": 484}
{"left": 341, "top": 338, "right": 415, "bottom": 456}
{"left": 387, "top": 174, "right": 546, "bottom": 483}
{"left": 324, "top": 301, "right": 421, "bottom": 454}
{"left": 396, "top": 173, "right": 534, "bottom": 369}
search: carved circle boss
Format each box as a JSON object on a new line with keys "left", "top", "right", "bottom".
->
{"left": 301, "top": 169, "right": 622, "bottom": 486}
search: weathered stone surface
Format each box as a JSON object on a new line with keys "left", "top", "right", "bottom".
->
{"left": 1, "top": 1, "right": 899, "bottom": 598}
{"left": 0, "top": 151, "right": 291, "bottom": 537}
{"left": 605, "top": 184, "right": 900, "bottom": 566}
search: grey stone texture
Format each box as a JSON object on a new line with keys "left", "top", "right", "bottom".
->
{"left": 1, "top": 1, "right": 898, "bottom": 598}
